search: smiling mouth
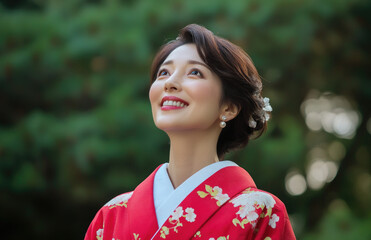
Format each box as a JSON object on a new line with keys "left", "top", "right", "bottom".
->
{"left": 160, "top": 96, "right": 189, "bottom": 110}
{"left": 162, "top": 100, "right": 187, "bottom": 108}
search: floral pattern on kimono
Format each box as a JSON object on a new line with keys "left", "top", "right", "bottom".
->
{"left": 208, "top": 234, "right": 230, "bottom": 240}
{"left": 96, "top": 228, "right": 103, "bottom": 240}
{"left": 197, "top": 185, "right": 230, "bottom": 206}
{"left": 84, "top": 165, "right": 296, "bottom": 240}
{"left": 159, "top": 206, "right": 197, "bottom": 238}
{"left": 104, "top": 191, "right": 133, "bottom": 209}
{"left": 230, "top": 187, "right": 278, "bottom": 229}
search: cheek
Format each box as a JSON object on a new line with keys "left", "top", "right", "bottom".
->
{"left": 189, "top": 81, "right": 223, "bottom": 106}
{"left": 149, "top": 82, "right": 162, "bottom": 106}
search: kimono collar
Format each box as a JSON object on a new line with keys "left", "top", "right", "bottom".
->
{"left": 126, "top": 163, "right": 256, "bottom": 240}
{"left": 153, "top": 161, "right": 238, "bottom": 227}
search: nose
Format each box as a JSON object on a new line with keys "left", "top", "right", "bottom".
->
{"left": 164, "top": 74, "right": 182, "bottom": 92}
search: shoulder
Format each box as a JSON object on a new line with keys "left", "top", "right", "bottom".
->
{"left": 84, "top": 191, "right": 134, "bottom": 240}
{"left": 231, "top": 187, "right": 287, "bottom": 212}
{"left": 103, "top": 191, "right": 134, "bottom": 209}
{"left": 93, "top": 191, "right": 135, "bottom": 220}
{"left": 228, "top": 187, "right": 290, "bottom": 231}
{"left": 232, "top": 188, "right": 296, "bottom": 240}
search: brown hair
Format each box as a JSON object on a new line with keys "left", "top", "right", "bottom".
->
{"left": 150, "top": 24, "right": 269, "bottom": 158}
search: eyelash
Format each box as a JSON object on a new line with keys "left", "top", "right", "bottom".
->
{"left": 157, "top": 69, "right": 169, "bottom": 77}
{"left": 156, "top": 68, "right": 204, "bottom": 78}
{"left": 189, "top": 69, "right": 203, "bottom": 77}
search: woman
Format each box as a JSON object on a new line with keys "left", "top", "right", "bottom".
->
{"left": 85, "top": 24, "right": 296, "bottom": 240}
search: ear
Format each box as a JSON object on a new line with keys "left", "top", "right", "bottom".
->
{"left": 220, "top": 102, "right": 240, "bottom": 121}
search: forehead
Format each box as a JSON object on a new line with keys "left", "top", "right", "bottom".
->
{"left": 164, "top": 43, "right": 204, "bottom": 64}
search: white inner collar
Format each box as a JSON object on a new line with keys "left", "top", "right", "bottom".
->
{"left": 153, "top": 160, "right": 238, "bottom": 228}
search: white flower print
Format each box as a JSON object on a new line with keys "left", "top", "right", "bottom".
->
{"left": 213, "top": 186, "right": 230, "bottom": 205}
{"left": 161, "top": 206, "right": 197, "bottom": 238}
{"left": 197, "top": 185, "right": 230, "bottom": 206}
{"left": 241, "top": 209, "right": 259, "bottom": 222}
{"left": 96, "top": 228, "right": 103, "bottom": 240}
{"left": 104, "top": 192, "right": 133, "bottom": 208}
{"left": 231, "top": 189, "right": 277, "bottom": 229}
{"left": 185, "top": 208, "right": 197, "bottom": 222}
{"left": 231, "top": 191, "right": 276, "bottom": 219}
{"left": 269, "top": 214, "right": 279, "bottom": 228}
{"left": 171, "top": 206, "right": 184, "bottom": 221}
{"left": 212, "top": 186, "right": 223, "bottom": 193}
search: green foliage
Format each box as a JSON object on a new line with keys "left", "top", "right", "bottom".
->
{"left": 303, "top": 200, "right": 371, "bottom": 240}
{"left": 0, "top": 0, "right": 370, "bottom": 239}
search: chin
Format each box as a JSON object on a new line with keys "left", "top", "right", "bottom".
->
{"left": 156, "top": 122, "right": 215, "bottom": 133}
{"left": 155, "top": 123, "right": 186, "bottom": 132}
{"left": 154, "top": 117, "right": 186, "bottom": 130}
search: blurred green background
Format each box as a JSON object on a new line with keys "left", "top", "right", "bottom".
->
{"left": 1, "top": 0, "right": 370, "bottom": 239}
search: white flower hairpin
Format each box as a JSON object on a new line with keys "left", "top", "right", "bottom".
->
{"left": 248, "top": 97, "right": 273, "bottom": 128}
{"left": 262, "top": 97, "right": 272, "bottom": 121}
{"left": 263, "top": 97, "right": 272, "bottom": 112}
{"left": 248, "top": 116, "right": 257, "bottom": 128}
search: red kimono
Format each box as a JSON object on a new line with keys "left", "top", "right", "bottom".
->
{"left": 85, "top": 165, "right": 296, "bottom": 240}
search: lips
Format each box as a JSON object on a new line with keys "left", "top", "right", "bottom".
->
{"left": 161, "top": 96, "right": 189, "bottom": 110}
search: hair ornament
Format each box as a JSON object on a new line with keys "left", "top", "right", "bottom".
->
{"left": 249, "top": 97, "right": 273, "bottom": 129}
{"left": 248, "top": 116, "right": 257, "bottom": 128}
{"left": 262, "top": 97, "right": 272, "bottom": 121}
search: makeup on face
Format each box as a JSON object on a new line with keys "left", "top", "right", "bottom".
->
{"left": 149, "top": 44, "right": 223, "bottom": 132}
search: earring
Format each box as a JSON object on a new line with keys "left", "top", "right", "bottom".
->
{"left": 220, "top": 116, "right": 227, "bottom": 128}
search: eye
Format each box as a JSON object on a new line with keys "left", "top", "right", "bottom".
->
{"left": 157, "top": 69, "right": 169, "bottom": 78}
{"left": 189, "top": 69, "right": 203, "bottom": 77}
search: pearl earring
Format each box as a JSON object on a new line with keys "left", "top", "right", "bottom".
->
{"left": 220, "top": 116, "right": 227, "bottom": 128}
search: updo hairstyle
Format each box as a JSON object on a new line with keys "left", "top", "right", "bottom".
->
{"left": 150, "top": 24, "right": 269, "bottom": 158}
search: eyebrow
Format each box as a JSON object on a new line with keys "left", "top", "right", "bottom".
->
{"left": 161, "top": 60, "right": 211, "bottom": 71}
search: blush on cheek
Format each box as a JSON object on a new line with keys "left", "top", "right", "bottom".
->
{"left": 149, "top": 83, "right": 162, "bottom": 104}
{"left": 191, "top": 82, "right": 222, "bottom": 103}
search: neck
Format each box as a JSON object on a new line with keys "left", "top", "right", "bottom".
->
{"left": 166, "top": 129, "right": 221, "bottom": 188}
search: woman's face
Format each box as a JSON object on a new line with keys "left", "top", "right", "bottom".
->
{"left": 149, "top": 43, "right": 224, "bottom": 132}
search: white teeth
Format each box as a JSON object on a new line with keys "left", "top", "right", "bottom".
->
{"left": 162, "top": 100, "right": 187, "bottom": 107}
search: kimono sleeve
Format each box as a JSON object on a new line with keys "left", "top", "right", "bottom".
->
{"left": 84, "top": 208, "right": 104, "bottom": 240}
{"left": 254, "top": 197, "right": 296, "bottom": 240}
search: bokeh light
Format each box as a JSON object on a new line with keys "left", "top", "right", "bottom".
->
{"left": 285, "top": 170, "right": 307, "bottom": 196}
{"left": 304, "top": 146, "right": 340, "bottom": 191}
{"left": 306, "top": 159, "right": 328, "bottom": 190}
{"left": 301, "top": 91, "right": 360, "bottom": 138}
